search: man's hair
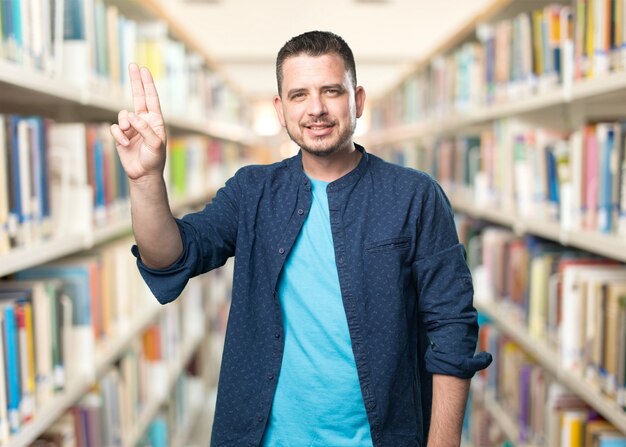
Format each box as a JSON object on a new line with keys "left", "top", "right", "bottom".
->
{"left": 276, "top": 31, "right": 357, "bottom": 96}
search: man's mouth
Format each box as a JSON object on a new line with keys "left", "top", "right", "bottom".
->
{"left": 304, "top": 122, "right": 334, "bottom": 136}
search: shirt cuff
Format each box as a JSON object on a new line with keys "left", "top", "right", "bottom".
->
{"left": 424, "top": 349, "right": 493, "bottom": 379}
{"left": 130, "top": 220, "right": 195, "bottom": 304}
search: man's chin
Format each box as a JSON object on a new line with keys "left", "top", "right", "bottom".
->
{"left": 300, "top": 144, "right": 340, "bottom": 157}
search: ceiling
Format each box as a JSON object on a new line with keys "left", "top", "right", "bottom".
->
{"left": 154, "top": 0, "right": 494, "bottom": 101}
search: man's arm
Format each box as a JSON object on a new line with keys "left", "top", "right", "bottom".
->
{"left": 110, "top": 64, "right": 182, "bottom": 269}
{"left": 427, "top": 374, "right": 470, "bottom": 447}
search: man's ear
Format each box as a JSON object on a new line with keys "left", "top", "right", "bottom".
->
{"left": 355, "top": 86, "right": 366, "bottom": 118}
{"left": 273, "top": 95, "right": 286, "bottom": 127}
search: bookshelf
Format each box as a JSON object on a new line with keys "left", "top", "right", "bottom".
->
{"left": 7, "top": 301, "right": 161, "bottom": 447}
{"left": 363, "top": 71, "right": 626, "bottom": 147}
{"left": 365, "top": 0, "right": 626, "bottom": 445}
{"left": 123, "top": 333, "right": 203, "bottom": 447}
{"left": 477, "top": 299, "right": 626, "bottom": 435}
{"left": 482, "top": 391, "right": 538, "bottom": 447}
{"left": 449, "top": 191, "right": 626, "bottom": 262}
{"left": 0, "top": 0, "right": 255, "bottom": 444}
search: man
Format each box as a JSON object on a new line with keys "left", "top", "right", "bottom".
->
{"left": 111, "top": 31, "right": 491, "bottom": 447}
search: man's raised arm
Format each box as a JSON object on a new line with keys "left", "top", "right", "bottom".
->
{"left": 110, "top": 63, "right": 182, "bottom": 269}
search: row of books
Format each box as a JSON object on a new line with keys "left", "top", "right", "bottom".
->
{"left": 0, "top": 0, "right": 245, "bottom": 125}
{"left": 0, "top": 115, "right": 127, "bottom": 252}
{"left": 372, "top": 118, "right": 626, "bottom": 237}
{"left": 0, "top": 236, "right": 159, "bottom": 439}
{"left": 31, "top": 336, "right": 206, "bottom": 447}
{"left": 470, "top": 321, "right": 626, "bottom": 447}
{"left": 457, "top": 217, "right": 626, "bottom": 410}
{"left": 370, "top": 1, "right": 626, "bottom": 129}
{"left": 0, "top": 0, "right": 56, "bottom": 73}
{"left": 0, "top": 113, "right": 252, "bottom": 255}
{"left": 166, "top": 135, "right": 251, "bottom": 203}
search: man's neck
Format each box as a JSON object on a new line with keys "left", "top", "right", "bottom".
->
{"left": 301, "top": 144, "right": 361, "bottom": 183}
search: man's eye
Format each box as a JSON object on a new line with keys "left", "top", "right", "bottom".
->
{"left": 291, "top": 92, "right": 305, "bottom": 100}
{"left": 325, "top": 89, "right": 340, "bottom": 96}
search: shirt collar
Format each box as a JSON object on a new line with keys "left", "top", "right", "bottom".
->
{"left": 290, "top": 143, "right": 369, "bottom": 191}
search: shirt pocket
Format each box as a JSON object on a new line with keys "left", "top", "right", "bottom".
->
{"left": 364, "top": 236, "right": 411, "bottom": 254}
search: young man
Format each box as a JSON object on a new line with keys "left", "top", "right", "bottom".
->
{"left": 111, "top": 31, "right": 491, "bottom": 447}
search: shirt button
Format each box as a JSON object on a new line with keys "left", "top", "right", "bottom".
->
{"left": 278, "top": 248, "right": 285, "bottom": 254}
{"left": 267, "top": 374, "right": 274, "bottom": 380}
{"left": 274, "top": 332, "right": 280, "bottom": 339}
{"left": 257, "top": 416, "right": 263, "bottom": 422}
{"left": 297, "top": 208, "right": 304, "bottom": 215}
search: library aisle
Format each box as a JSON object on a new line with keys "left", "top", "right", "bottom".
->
{"left": 2, "top": 0, "right": 626, "bottom": 446}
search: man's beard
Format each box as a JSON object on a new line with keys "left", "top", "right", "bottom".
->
{"left": 285, "top": 119, "right": 355, "bottom": 157}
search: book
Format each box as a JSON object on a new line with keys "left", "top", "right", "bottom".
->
{"left": 1, "top": 299, "right": 22, "bottom": 434}
{"left": 17, "top": 260, "right": 97, "bottom": 382}
{"left": 15, "top": 299, "right": 35, "bottom": 423}
{"left": 0, "top": 280, "right": 57, "bottom": 407}
{"left": 0, "top": 307, "right": 9, "bottom": 443}
{"left": 560, "top": 264, "right": 626, "bottom": 375}
{"left": 0, "top": 115, "right": 9, "bottom": 253}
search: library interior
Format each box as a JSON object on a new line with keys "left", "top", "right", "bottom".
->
{"left": 2, "top": 0, "right": 626, "bottom": 446}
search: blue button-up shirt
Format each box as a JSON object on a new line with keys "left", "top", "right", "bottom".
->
{"left": 132, "top": 145, "right": 492, "bottom": 447}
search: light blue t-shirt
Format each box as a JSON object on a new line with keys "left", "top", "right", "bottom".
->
{"left": 261, "top": 178, "right": 373, "bottom": 447}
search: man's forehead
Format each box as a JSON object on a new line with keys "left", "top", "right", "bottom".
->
{"left": 281, "top": 54, "right": 348, "bottom": 80}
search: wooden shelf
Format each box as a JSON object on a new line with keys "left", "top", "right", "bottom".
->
{"left": 477, "top": 299, "right": 626, "bottom": 434}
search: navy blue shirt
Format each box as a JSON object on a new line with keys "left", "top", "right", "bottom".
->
{"left": 132, "top": 145, "right": 492, "bottom": 447}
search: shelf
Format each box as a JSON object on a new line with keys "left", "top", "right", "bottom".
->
{"left": 476, "top": 299, "right": 626, "bottom": 434}
{"left": 0, "top": 60, "right": 84, "bottom": 105}
{"left": 449, "top": 193, "right": 626, "bottom": 262}
{"left": 0, "top": 189, "right": 220, "bottom": 279}
{"left": 0, "top": 60, "right": 257, "bottom": 145}
{"left": 123, "top": 334, "right": 203, "bottom": 447}
{"left": 561, "top": 229, "right": 626, "bottom": 262}
{"left": 363, "top": 72, "right": 626, "bottom": 146}
{"left": 0, "top": 235, "right": 87, "bottom": 278}
{"left": 170, "top": 116, "right": 258, "bottom": 146}
{"left": 92, "top": 217, "right": 133, "bottom": 246}
{"left": 169, "top": 384, "right": 208, "bottom": 447}
{"left": 482, "top": 391, "right": 538, "bottom": 447}
{"left": 6, "top": 302, "right": 163, "bottom": 447}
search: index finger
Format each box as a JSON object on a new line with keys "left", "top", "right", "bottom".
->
{"left": 129, "top": 63, "right": 147, "bottom": 114}
{"left": 140, "top": 66, "right": 163, "bottom": 116}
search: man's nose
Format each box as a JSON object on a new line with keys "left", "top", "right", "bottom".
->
{"left": 307, "top": 94, "right": 327, "bottom": 116}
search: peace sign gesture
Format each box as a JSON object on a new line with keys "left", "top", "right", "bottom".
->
{"left": 111, "top": 64, "right": 167, "bottom": 182}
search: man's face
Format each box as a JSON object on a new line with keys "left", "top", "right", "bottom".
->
{"left": 273, "top": 53, "right": 365, "bottom": 156}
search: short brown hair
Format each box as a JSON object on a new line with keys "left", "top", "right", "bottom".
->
{"left": 276, "top": 31, "right": 357, "bottom": 96}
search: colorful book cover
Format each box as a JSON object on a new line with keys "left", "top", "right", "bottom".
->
{"left": 15, "top": 300, "right": 35, "bottom": 423}
{"left": 0, "top": 115, "right": 9, "bottom": 253}
{"left": 598, "top": 124, "right": 615, "bottom": 232}
{"left": 2, "top": 301, "right": 21, "bottom": 434}
{"left": 63, "top": 0, "right": 85, "bottom": 40}
{"left": 0, "top": 309, "right": 9, "bottom": 443}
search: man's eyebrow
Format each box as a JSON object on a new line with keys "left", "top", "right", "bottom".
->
{"left": 287, "top": 88, "right": 307, "bottom": 97}
{"left": 322, "top": 84, "right": 345, "bottom": 91}
{"left": 286, "top": 84, "right": 346, "bottom": 97}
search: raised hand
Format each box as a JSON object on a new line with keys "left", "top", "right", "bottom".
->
{"left": 110, "top": 64, "right": 167, "bottom": 182}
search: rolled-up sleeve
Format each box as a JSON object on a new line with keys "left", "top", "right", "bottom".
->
{"left": 132, "top": 169, "right": 243, "bottom": 304}
{"left": 412, "top": 179, "right": 492, "bottom": 378}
